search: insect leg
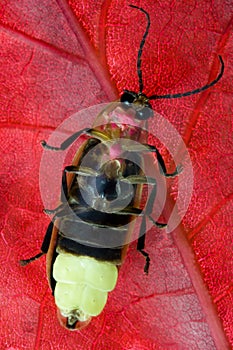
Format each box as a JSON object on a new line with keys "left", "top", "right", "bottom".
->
{"left": 40, "top": 221, "right": 54, "bottom": 253}
{"left": 120, "top": 175, "right": 166, "bottom": 226}
{"left": 43, "top": 166, "right": 70, "bottom": 213}
{"left": 20, "top": 221, "right": 54, "bottom": 266}
{"left": 65, "top": 165, "right": 99, "bottom": 177}
{"left": 44, "top": 161, "right": 103, "bottom": 217}
{"left": 41, "top": 128, "right": 110, "bottom": 151}
{"left": 114, "top": 207, "right": 142, "bottom": 216}
{"left": 44, "top": 165, "right": 98, "bottom": 213}
{"left": 137, "top": 217, "right": 150, "bottom": 274}
{"left": 61, "top": 166, "right": 69, "bottom": 202}
{"left": 121, "top": 144, "right": 182, "bottom": 177}
{"left": 19, "top": 252, "right": 44, "bottom": 266}
{"left": 60, "top": 164, "right": 98, "bottom": 202}
{"left": 43, "top": 204, "right": 65, "bottom": 215}
{"left": 148, "top": 215, "right": 167, "bottom": 228}
{"left": 120, "top": 175, "right": 156, "bottom": 185}
{"left": 144, "top": 181, "right": 167, "bottom": 228}
{"left": 137, "top": 181, "right": 166, "bottom": 274}
{"left": 143, "top": 144, "right": 182, "bottom": 178}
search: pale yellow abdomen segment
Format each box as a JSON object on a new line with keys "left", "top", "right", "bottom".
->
{"left": 53, "top": 253, "right": 118, "bottom": 317}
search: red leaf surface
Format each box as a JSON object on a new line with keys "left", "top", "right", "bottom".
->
{"left": 0, "top": 0, "right": 232, "bottom": 349}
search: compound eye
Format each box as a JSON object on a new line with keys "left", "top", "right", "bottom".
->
{"left": 136, "top": 107, "right": 154, "bottom": 120}
{"left": 120, "top": 91, "right": 135, "bottom": 104}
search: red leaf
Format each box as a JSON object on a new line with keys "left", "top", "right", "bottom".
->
{"left": 0, "top": 1, "right": 232, "bottom": 349}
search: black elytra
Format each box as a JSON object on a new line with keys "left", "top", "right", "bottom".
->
{"left": 121, "top": 5, "right": 224, "bottom": 121}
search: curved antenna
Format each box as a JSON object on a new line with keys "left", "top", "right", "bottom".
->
{"left": 149, "top": 55, "right": 224, "bottom": 100}
{"left": 129, "top": 5, "right": 150, "bottom": 93}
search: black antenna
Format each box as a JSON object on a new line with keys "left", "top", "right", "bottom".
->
{"left": 129, "top": 5, "right": 224, "bottom": 101}
{"left": 129, "top": 5, "right": 150, "bottom": 93}
{"left": 149, "top": 55, "right": 224, "bottom": 100}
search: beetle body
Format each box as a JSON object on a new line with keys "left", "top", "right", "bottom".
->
{"left": 20, "top": 5, "right": 224, "bottom": 331}
{"left": 44, "top": 104, "right": 151, "bottom": 329}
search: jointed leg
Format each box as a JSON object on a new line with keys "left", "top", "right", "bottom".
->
{"left": 61, "top": 166, "right": 69, "bottom": 202}
{"left": 44, "top": 164, "right": 101, "bottom": 213}
{"left": 64, "top": 165, "right": 99, "bottom": 177}
{"left": 137, "top": 180, "right": 166, "bottom": 274}
{"left": 144, "top": 144, "right": 182, "bottom": 178}
{"left": 20, "top": 252, "right": 44, "bottom": 266}
{"left": 41, "top": 128, "right": 110, "bottom": 151}
{"left": 121, "top": 174, "right": 166, "bottom": 227}
{"left": 120, "top": 175, "right": 156, "bottom": 185}
{"left": 20, "top": 221, "right": 54, "bottom": 266}
{"left": 121, "top": 143, "right": 182, "bottom": 178}
{"left": 137, "top": 217, "right": 150, "bottom": 274}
